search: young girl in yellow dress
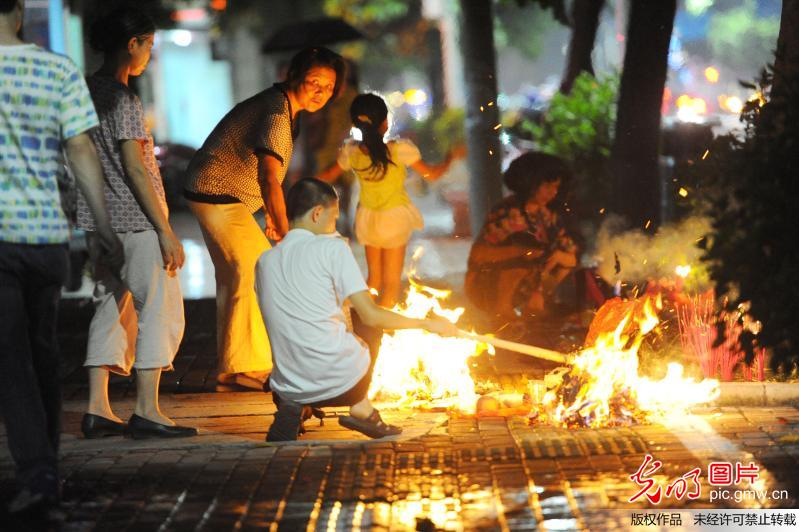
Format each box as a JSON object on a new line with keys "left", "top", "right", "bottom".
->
{"left": 319, "top": 93, "right": 461, "bottom": 307}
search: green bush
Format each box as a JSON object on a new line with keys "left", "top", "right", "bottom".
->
{"left": 409, "top": 107, "right": 465, "bottom": 161}
{"left": 696, "top": 67, "right": 799, "bottom": 374}
{"left": 521, "top": 72, "right": 618, "bottom": 223}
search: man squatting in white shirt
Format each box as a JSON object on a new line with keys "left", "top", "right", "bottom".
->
{"left": 255, "top": 178, "right": 458, "bottom": 441}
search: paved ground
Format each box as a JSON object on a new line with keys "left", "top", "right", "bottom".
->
{"left": 2, "top": 391, "right": 798, "bottom": 530}
{"left": 2, "top": 296, "right": 799, "bottom": 530}
{"left": 3, "top": 208, "right": 798, "bottom": 530}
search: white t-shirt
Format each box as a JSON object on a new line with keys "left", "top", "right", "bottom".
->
{"left": 255, "top": 228, "right": 370, "bottom": 403}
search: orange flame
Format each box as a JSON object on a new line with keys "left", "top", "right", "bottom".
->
{"left": 536, "top": 294, "right": 719, "bottom": 428}
{"left": 368, "top": 278, "right": 490, "bottom": 413}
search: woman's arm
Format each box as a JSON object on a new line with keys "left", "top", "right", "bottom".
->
{"left": 64, "top": 133, "right": 124, "bottom": 273}
{"left": 120, "top": 139, "right": 184, "bottom": 271}
{"left": 469, "top": 241, "right": 545, "bottom": 268}
{"left": 316, "top": 162, "right": 344, "bottom": 183}
{"left": 257, "top": 153, "right": 289, "bottom": 239}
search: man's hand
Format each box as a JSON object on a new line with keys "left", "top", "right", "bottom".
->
{"left": 422, "top": 315, "right": 460, "bottom": 337}
{"left": 157, "top": 228, "right": 185, "bottom": 272}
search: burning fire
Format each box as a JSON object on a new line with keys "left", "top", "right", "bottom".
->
{"left": 367, "top": 249, "right": 718, "bottom": 426}
{"left": 367, "top": 278, "right": 489, "bottom": 413}
{"left": 534, "top": 295, "right": 720, "bottom": 428}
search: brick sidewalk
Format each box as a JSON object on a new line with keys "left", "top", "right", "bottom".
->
{"left": 2, "top": 390, "right": 798, "bottom": 530}
{"left": 3, "top": 295, "right": 797, "bottom": 530}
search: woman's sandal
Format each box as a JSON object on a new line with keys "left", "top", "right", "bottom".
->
{"left": 338, "top": 408, "right": 402, "bottom": 439}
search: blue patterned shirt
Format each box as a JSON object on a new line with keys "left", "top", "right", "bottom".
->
{"left": 0, "top": 44, "right": 99, "bottom": 244}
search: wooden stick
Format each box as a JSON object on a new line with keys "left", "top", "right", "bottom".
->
{"left": 458, "top": 330, "right": 571, "bottom": 364}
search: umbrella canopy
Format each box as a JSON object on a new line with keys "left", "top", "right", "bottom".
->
{"left": 261, "top": 17, "right": 365, "bottom": 53}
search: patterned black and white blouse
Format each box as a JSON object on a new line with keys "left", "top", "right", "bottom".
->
{"left": 183, "top": 83, "right": 298, "bottom": 214}
{"left": 76, "top": 75, "right": 167, "bottom": 232}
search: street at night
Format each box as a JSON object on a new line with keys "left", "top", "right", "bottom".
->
{"left": 1, "top": 0, "right": 798, "bottom": 529}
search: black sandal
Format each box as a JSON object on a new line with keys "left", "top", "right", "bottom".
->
{"left": 338, "top": 409, "right": 402, "bottom": 439}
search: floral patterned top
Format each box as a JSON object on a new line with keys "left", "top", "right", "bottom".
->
{"left": 476, "top": 195, "right": 575, "bottom": 257}
{"left": 76, "top": 75, "right": 167, "bottom": 232}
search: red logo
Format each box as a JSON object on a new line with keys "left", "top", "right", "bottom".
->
{"left": 628, "top": 456, "right": 758, "bottom": 504}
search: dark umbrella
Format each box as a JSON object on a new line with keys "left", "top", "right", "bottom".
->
{"left": 261, "top": 17, "right": 365, "bottom": 53}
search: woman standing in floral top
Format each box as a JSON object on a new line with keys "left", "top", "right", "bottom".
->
{"left": 465, "top": 152, "right": 577, "bottom": 319}
{"left": 76, "top": 8, "right": 195, "bottom": 439}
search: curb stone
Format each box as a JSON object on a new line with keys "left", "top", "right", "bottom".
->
{"left": 524, "top": 380, "right": 799, "bottom": 406}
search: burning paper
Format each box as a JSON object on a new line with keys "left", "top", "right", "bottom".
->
{"left": 533, "top": 295, "right": 720, "bottom": 428}
{"left": 368, "top": 280, "right": 490, "bottom": 413}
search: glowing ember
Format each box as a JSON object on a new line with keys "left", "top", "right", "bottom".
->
{"left": 534, "top": 295, "right": 720, "bottom": 428}
{"left": 368, "top": 279, "right": 489, "bottom": 413}
{"left": 675, "top": 264, "right": 692, "bottom": 278}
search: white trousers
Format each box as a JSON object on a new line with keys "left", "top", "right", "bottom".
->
{"left": 84, "top": 230, "right": 184, "bottom": 375}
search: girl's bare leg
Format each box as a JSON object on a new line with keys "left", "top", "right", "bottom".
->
{"left": 365, "top": 245, "right": 382, "bottom": 297}
{"left": 379, "top": 245, "right": 406, "bottom": 308}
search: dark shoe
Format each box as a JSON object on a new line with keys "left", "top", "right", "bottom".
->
{"left": 7, "top": 470, "right": 60, "bottom": 516}
{"left": 266, "top": 395, "right": 303, "bottom": 442}
{"left": 81, "top": 413, "right": 126, "bottom": 439}
{"left": 7, "top": 487, "right": 59, "bottom": 516}
{"left": 125, "top": 414, "right": 198, "bottom": 440}
{"left": 338, "top": 408, "right": 402, "bottom": 439}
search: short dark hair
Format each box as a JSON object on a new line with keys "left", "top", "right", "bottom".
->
{"left": 286, "top": 178, "right": 338, "bottom": 221}
{"left": 503, "top": 152, "right": 572, "bottom": 200}
{"left": 0, "top": 0, "right": 19, "bottom": 14}
{"left": 89, "top": 7, "right": 155, "bottom": 53}
{"left": 284, "top": 47, "right": 347, "bottom": 100}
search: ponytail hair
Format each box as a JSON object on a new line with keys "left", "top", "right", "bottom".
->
{"left": 350, "top": 93, "right": 392, "bottom": 179}
{"left": 89, "top": 7, "right": 155, "bottom": 54}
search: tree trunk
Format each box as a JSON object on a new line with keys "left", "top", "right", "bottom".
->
{"left": 458, "top": 0, "right": 503, "bottom": 236}
{"left": 426, "top": 25, "right": 446, "bottom": 114}
{"left": 609, "top": 0, "right": 676, "bottom": 230}
{"left": 560, "top": 0, "right": 604, "bottom": 94}
{"left": 773, "top": 0, "right": 799, "bottom": 101}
